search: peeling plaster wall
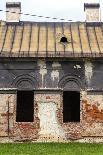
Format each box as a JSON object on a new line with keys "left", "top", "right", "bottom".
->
{"left": 35, "top": 93, "right": 65, "bottom": 142}
{"left": 1, "top": 91, "right": 103, "bottom": 142}
{"left": 38, "top": 60, "right": 47, "bottom": 88}
{"left": 51, "top": 70, "right": 59, "bottom": 81}
{"left": 0, "top": 60, "right": 103, "bottom": 142}
{"left": 51, "top": 62, "right": 61, "bottom": 87}
{"left": 0, "top": 60, "right": 84, "bottom": 89}
{"left": 88, "top": 61, "right": 103, "bottom": 90}
{"left": 81, "top": 91, "right": 103, "bottom": 137}
{"left": 0, "top": 94, "right": 15, "bottom": 137}
{"left": 85, "top": 61, "right": 93, "bottom": 85}
{"left": 38, "top": 102, "right": 65, "bottom": 139}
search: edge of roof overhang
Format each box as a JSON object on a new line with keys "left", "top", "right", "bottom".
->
{"left": 0, "top": 20, "right": 103, "bottom": 26}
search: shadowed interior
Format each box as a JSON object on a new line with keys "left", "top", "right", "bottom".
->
{"left": 16, "top": 91, "right": 34, "bottom": 122}
{"left": 63, "top": 91, "right": 80, "bottom": 122}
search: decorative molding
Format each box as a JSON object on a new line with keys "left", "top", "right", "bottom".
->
{"left": 12, "top": 74, "right": 38, "bottom": 90}
{"left": 58, "top": 75, "right": 83, "bottom": 91}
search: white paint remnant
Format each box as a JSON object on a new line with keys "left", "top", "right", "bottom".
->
{"left": 52, "top": 62, "right": 61, "bottom": 68}
{"left": 51, "top": 62, "right": 61, "bottom": 81}
{"left": 51, "top": 70, "right": 59, "bottom": 81}
{"left": 38, "top": 60, "right": 47, "bottom": 87}
{"left": 85, "top": 61, "right": 93, "bottom": 84}
{"left": 74, "top": 64, "right": 81, "bottom": 69}
{"left": 38, "top": 102, "right": 65, "bottom": 139}
{"left": 0, "top": 88, "right": 17, "bottom": 90}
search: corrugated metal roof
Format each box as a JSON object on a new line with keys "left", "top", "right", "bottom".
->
{"left": 0, "top": 21, "right": 103, "bottom": 58}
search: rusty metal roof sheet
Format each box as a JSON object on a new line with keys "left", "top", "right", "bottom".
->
{"left": 0, "top": 21, "right": 103, "bottom": 58}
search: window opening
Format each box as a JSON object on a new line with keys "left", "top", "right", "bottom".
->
{"left": 16, "top": 90, "right": 34, "bottom": 122}
{"left": 63, "top": 91, "right": 80, "bottom": 122}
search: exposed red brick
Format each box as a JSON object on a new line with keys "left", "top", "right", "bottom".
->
{"left": 84, "top": 100, "right": 103, "bottom": 121}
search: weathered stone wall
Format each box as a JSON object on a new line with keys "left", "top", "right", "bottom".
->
{"left": 1, "top": 91, "right": 103, "bottom": 142}
{"left": 62, "top": 90, "right": 103, "bottom": 142}
{"left": 0, "top": 59, "right": 103, "bottom": 142}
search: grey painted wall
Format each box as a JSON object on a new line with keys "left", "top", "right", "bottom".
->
{"left": 0, "top": 58, "right": 101, "bottom": 91}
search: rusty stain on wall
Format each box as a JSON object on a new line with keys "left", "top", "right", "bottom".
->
{"left": 83, "top": 93, "right": 103, "bottom": 122}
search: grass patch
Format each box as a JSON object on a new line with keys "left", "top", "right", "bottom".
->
{"left": 0, "top": 143, "right": 103, "bottom": 155}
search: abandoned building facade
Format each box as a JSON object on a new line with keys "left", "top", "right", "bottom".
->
{"left": 0, "top": 2, "right": 103, "bottom": 142}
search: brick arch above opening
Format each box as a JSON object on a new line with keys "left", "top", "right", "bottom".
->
{"left": 12, "top": 74, "right": 38, "bottom": 90}
{"left": 58, "top": 75, "right": 83, "bottom": 91}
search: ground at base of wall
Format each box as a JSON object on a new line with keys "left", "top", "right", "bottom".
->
{"left": 1, "top": 137, "right": 103, "bottom": 143}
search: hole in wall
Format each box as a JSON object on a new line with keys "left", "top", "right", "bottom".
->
{"left": 60, "top": 36, "right": 68, "bottom": 44}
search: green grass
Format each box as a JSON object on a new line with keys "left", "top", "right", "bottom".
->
{"left": 0, "top": 143, "right": 103, "bottom": 155}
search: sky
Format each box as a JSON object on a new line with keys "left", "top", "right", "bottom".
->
{"left": 0, "top": 0, "right": 102, "bottom": 22}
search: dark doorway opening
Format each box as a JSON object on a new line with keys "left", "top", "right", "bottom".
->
{"left": 16, "top": 91, "right": 34, "bottom": 122}
{"left": 63, "top": 91, "right": 80, "bottom": 122}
